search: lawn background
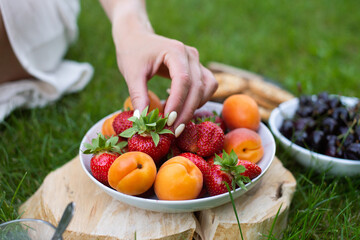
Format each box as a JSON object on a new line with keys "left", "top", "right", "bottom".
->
{"left": 1, "top": 0, "right": 360, "bottom": 238}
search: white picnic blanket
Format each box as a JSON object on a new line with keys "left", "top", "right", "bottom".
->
{"left": 0, "top": 0, "right": 93, "bottom": 122}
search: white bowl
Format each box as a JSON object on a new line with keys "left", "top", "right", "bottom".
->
{"left": 0, "top": 219, "right": 57, "bottom": 239}
{"left": 79, "top": 101, "right": 276, "bottom": 213}
{"left": 269, "top": 96, "right": 360, "bottom": 176}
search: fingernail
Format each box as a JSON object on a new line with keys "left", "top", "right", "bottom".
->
{"left": 175, "top": 123, "right": 185, "bottom": 138}
{"left": 166, "top": 88, "right": 171, "bottom": 95}
{"left": 133, "top": 109, "right": 140, "bottom": 119}
{"left": 167, "top": 111, "right": 177, "bottom": 126}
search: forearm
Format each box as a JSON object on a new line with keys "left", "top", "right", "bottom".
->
{"left": 99, "top": 0, "right": 153, "bottom": 43}
{"left": 100, "top": 0, "right": 217, "bottom": 127}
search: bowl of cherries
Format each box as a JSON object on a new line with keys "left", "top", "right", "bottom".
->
{"left": 269, "top": 92, "right": 360, "bottom": 176}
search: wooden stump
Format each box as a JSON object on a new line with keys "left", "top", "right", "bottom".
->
{"left": 19, "top": 156, "right": 296, "bottom": 240}
{"left": 197, "top": 157, "right": 296, "bottom": 240}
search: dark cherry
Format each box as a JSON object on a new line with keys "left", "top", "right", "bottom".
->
{"left": 299, "top": 95, "right": 313, "bottom": 106}
{"left": 354, "top": 125, "right": 360, "bottom": 140}
{"left": 322, "top": 117, "right": 338, "bottom": 134}
{"left": 343, "top": 134, "right": 355, "bottom": 148}
{"left": 327, "top": 97, "right": 341, "bottom": 109}
{"left": 310, "top": 130, "right": 325, "bottom": 151}
{"left": 296, "top": 106, "right": 313, "bottom": 118}
{"left": 312, "top": 100, "right": 329, "bottom": 116}
{"left": 293, "top": 131, "right": 308, "bottom": 147}
{"left": 326, "top": 135, "right": 338, "bottom": 146}
{"left": 338, "top": 126, "right": 350, "bottom": 136}
{"left": 325, "top": 145, "right": 337, "bottom": 157}
{"left": 279, "top": 91, "right": 360, "bottom": 160}
{"left": 280, "top": 119, "right": 295, "bottom": 139}
{"left": 317, "top": 92, "right": 329, "bottom": 102}
{"left": 354, "top": 113, "right": 360, "bottom": 122}
{"left": 331, "top": 107, "right": 349, "bottom": 123}
{"left": 344, "top": 143, "right": 360, "bottom": 160}
{"left": 294, "top": 117, "right": 316, "bottom": 132}
{"left": 335, "top": 147, "right": 344, "bottom": 159}
{"left": 325, "top": 135, "right": 339, "bottom": 157}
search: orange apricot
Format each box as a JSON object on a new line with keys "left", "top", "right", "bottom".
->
{"left": 108, "top": 152, "right": 157, "bottom": 195}
{"left": 154, "top": 156, "right": 203, "bottom": 200}
{"left": 124, "top": 90, "right": 163, "bottom": 113}
{"left": 224, "top": 128, "right": 264, "bottom": 164}
{"left": 222, "top": 94, "right": 260, "bottom": 131}
{"left": 101, "top": 113, "right": 119, "bottom": 138}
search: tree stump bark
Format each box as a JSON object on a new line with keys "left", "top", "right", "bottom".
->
{"left": 19, "top": 156, "right": 296, "bottom": 239}
{"left": 197, "top": 156, "right": 296, "bottom": 240}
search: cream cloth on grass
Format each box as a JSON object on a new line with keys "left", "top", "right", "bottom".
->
{"left": 0, "top": 0, "right": 94, "bottom": 122}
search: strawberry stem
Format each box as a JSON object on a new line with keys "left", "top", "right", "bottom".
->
{"left": 120, "top": 107, "right": 174, "bottom": 146}
{"left": 83, "top": 133, "right": 127, "bottom": 154}
{"left": 214, "top": 150, "right": 249, "bottom": 190}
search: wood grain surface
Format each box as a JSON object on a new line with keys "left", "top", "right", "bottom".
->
{"left": 19, "top": 156, "right": 296, "bottom": 240}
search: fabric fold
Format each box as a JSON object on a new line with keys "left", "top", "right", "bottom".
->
{"left": 0, "top": 0, "right": 94, "bottom": 122}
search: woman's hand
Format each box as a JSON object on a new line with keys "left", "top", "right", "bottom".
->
{"left": 100, "top": 0, "right": 218, "bottom": 136}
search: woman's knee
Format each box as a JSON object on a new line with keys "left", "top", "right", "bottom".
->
{"left": 0, "top": 8, "right": 32, "bottom": 83}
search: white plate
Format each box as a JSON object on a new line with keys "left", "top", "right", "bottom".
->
{"left": 269, "top": 96, "right": 360, "bottom": 176}
{"left": 79, "top": 101, "right": 276, "bottom": 213}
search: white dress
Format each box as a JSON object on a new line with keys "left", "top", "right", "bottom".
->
{"left": 0, "top": 0, "right": 93, "bottom": 122}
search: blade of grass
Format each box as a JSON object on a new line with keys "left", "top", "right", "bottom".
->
{"left": 224, "top": 182, "right": 244, "bottom": 240}
{"left": 11, "top": 172, "right": 27, "bottom": 206}
{"left": 265, "top": 203, "right": 283, "bottom": 239}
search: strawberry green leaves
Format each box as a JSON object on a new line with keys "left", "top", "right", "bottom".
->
{"left": 83, "top": 133, "right": 127, "bottom": 155}
{"left": 120, "top": 107, "right": 174, "bottom": 146}
{"left": 214, "top": 150, "right": 250, "bottom": 191}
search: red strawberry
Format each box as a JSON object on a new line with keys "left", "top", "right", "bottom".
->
{"left": 112, "top": 110, "right": 134, "bottom": 136}
{"left": 205, "top": 162, "right": 233, "bottom": 196}
{"left": 207, "top": 155, "right": 216, "bottom": 166}
{"left": 215, "top": 117, "right": 227, "bottom": 133}
{"left": 208, "top": 155, "right": 261, "bottom": 180}
{"left": 167, "top": 142, "right": 182, "bottom": 158}
{"left": 120, "top": 107, "right": 174, "bottom": 164}
{"left": 179, "top": 152, "right": 210, "bottom": 177}
{"left": 193, "top": 110, "right": 227, "bottom": 133}
{"left": 237, "top": 160, "right": 262, "bottom": 180}
{"left": 197, "top": 122, "right": 225, "bottom": 156}
{"left": 176, "top": 121, "right": 224, "bottom": 157}
{"left": 192, "top": 110, "right": 213, "bottom": 122}
{"left": 176, "top": 121, "right": 198, "bottom": 153}
{"left": 197, "top": 187, "right": 208, "bottom": 198}
{"left": 83, "top": 134, "right": 127, "bottom": 185}
{"left": 128, "top": 134, "right": 172, "bottom": 164}
{"left": 90, "top": 152, "right": 119, "bottom": 185}
{"left": 205, "top": 150, "right": 256, "bottom": 196}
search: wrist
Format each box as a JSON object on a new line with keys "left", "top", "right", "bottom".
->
{"left": 110, "top": 0, "right": 153, "bottom": 38}
{"left": 112, "top": 14, "right": 154, "bottom": 50}
{"left": 113, "top": 12, "right": 153, "bottom": 36}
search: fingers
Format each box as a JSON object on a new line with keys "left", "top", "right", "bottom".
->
{"left": 172, "top": 46, "right": 204, "bottom": 127}
{"left": 163, "top": 43, "right": 218, "bottom": 132}
{"left": 163, "top": 41, "right": 191, "bottom": 119}
{"left": 198, "top": 65, "right": 218, "bottom": 107}
{"left": 118, "top": 34, "right": 218, "bottom": 138}
{"left": 124, "top": 69, "right": 149, "bottom": 114}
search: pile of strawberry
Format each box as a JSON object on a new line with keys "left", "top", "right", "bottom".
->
{"left": 84, "top": 107, "right": 262, "bottom": 198}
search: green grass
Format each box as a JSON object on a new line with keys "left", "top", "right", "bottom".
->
{"left": 1, "top": 0, "right": 360, "bottom": 238}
